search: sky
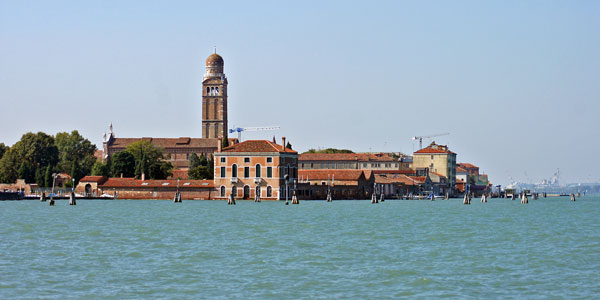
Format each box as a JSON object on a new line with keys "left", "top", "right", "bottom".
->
{"left": 1, "top": 0, "right": 599, "bottom": 186}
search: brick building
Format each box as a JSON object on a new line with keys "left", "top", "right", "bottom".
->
{"left": 412, "top": 141, "right": 457, "bottom": 191}
{"left": 297, "top": 169, "right": 374, "bottom": 200}
{"left": 104, "top": 134, "right": 222, "bottom": 169}
{"left": 213, "top": 138, "right": 298, "bottom": 200}
{"left": 77, "top": 176, "right": 214, "bottom": 199}
{"left": 298, "top": 152, "right": 406, "bottom": 171}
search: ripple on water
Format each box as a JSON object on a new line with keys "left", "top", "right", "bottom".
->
{"left": 1, "top": 198, "right": 599, "bottom": 299}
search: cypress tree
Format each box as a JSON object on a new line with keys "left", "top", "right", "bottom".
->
{"left": 222, "top": 137, "right": 229, "bottom": 149}
{"left": 44, "top": 165, "right": 52, "bottom": 188}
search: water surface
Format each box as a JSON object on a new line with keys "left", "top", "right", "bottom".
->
{"left": 1, "top": 197, "right": 599, "bottom": 299}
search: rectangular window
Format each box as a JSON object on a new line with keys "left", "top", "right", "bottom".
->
{"left": 267, "top": 157, "right": 272, "bottom": 163}
{"left": 244, "top": 157, "right": 250, "bottom": 163}
{"left": 267, "top": 167, "right": 272, "bottom": 178}
{"left": 220, "top": 157, "right": 226, "bottom": 163}
{"left": 220, "top": 167, "right": 225, "bottom": 178}
{"left": 244, "top": 167, "right": 250, "bottom": 178}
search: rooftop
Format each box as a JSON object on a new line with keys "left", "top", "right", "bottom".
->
{"left": 299, "top": 152, "right": 397, "bottom": 162}
{"left": 414, "top": 142, "right": 455, "bottom": 155}
{"left": 100, "top": 178, "right": 214, "bottom": 188}
{"left": 108, "top": 137, "right": 222, "bottom": 149}
{"left": 298, "top": 169, "right": 369, "bottom": 181}
{"left": 221, "top": 140, "right": 297, "bottom": 154}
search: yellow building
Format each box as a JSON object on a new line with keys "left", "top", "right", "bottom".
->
{"left": 412, "top": 142, "right": 456, "bottom": 190}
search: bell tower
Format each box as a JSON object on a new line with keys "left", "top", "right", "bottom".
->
{"left": 202, "top": 50, "right": 228, "bottom": 139}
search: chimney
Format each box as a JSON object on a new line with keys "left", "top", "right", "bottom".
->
{"left": 282, "top": 136, "right": 286, "bottom": 149}
{"left": 218, "top": 137, "right": 222, "bottom": 152}
{"left": 141, "top": 172, "right": 145, "bottom": 181}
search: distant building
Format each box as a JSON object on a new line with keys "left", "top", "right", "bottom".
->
{"left": 297, "top": 169, "right": 374, "bottom": 199}
{"left": 457, "top": 163, "right": 479, "bottom": 177}
{"left": 213, "top": 138, "right": 298, "bottom": 200}
{"left": 457, "top": 162, "right": 490, "bottom": 187}
{"left": 298, "top": 152, "right": 403, "bottom": 171}
{"left": 412, "top": 142, "right": 457, "bottom": 192}
{"left": 103, "top": 51, "right": 234, "bottom": 169}
{"left": 104, "top": 134, "right": 222, "bottom": 169}
{"left": 456, "top": 165, "right": 468, "bottom": 186}
{"left": 76, "top": 176, "right": 214, "bottom": 199}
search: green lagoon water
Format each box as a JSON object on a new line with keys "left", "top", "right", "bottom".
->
{"left": 1, "top": 197, "right": 599, "bottom": 299}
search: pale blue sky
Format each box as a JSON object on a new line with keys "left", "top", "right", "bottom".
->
{"left": 1, "top": 1, "right": 599, "bottom": 185}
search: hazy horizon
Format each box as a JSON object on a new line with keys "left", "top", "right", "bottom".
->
{"left": 1, "top": 1, "right": 599, "bottom": 186}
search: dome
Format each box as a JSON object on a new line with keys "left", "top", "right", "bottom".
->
{"left": 206, "top": 53, "right": 224, "bottom": 65}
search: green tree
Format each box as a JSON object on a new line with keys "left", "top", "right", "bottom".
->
{"left": 188, "top": 152, "right": 212, "bottom": 180}
{"left": 44, "top": 165, "right": 53, "bottom": 188}
{"left": 207, "top": 155, "right": 214, "bottom": 180}
{"left": 189, "top": 153, "right": 201, "bottom": 169}
{"left": 199, "top": 153, "right": 208, "bottom": 166}
{"left": 125, "top": 140, "right": 173, "bottom": 179}
{"left": 222, "top": 137, "right": 229, "bottom": 149}
{"left": 0, "top": 132, "right": 58, "bottom": 184}
{"left": 286, "top": 141, "right": 293, "bottom": 150}
{"left": 55, "top": 130, "right": 97, "bottom": 178}
{"left": 304, "top": 148, "right": 354, "bottom": 154}
{"left": 110, "top": 151, "right": 135, "bottom": 178}
{"left": 0, "top": 143, "right": 8, "bottom": 160}
{"left": 35, "top": 167, "right": 46, "bottom": 187}
{"left": 17, "top": 161, "right": 35, "bottom": 183}
{"left": 70, "top": 160, "right": 82, "bottom": 185}
{"left": 91, "top": 161, "right": 109, "bottom": 176}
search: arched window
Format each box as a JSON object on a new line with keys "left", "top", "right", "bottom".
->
{"left": 267, "top": 186, "right": 272, "bottom": 197}
{"left": 243, "top": 185, "right": 250, "bottom": 199}
{"left": 232, "top": 164, "right": 238, "bottom": 178}
{"left": 232, "top": 186, "right": 237, "bottom": 198}
{"left": 220, "top": 186, "right": 225, "bottom": 197}
{"left": 206, "top": 87, "right": 210, "bottom": 94}
{"left": 255, "top": 186, "right": 261, "bottom": 198}
{"left": 255, "top": 164, "right": 261, "bottom": 177}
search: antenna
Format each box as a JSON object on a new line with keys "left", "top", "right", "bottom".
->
{"left": 214, "top": 46, "right": 217, "bottom": 54}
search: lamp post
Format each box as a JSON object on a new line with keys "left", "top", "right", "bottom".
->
{"left": 72, "top": 178, "right": 75, "bottom": 193}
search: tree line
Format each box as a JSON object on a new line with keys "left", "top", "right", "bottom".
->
{"left": 0, "top": 131, "right": 183, "bottom": 186}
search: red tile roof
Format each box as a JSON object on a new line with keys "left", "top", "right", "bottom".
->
{"left": 221, "top": 140, "right": 297, "bottom": 153}
{"left": 456, "top": 166, "right": 467, "bottom": 173}
{"left": 109, "top": 137, "right": 222, "bottom": 149}
{"left": 372, "top": 170, "right": 415, "bottom": 175}
{"left": 299, "top": 152, "right": 396, "bottom": 162}
{"left": 457, "top": 163, "right": 478, "bottom": 169}
{"left": 414, "top": 148, "right": 455, "bottom": 154}
{"left": 79, "top": 176, "right": 107, "bottom": 183}
{"left": 430, "top": 172, "right": 446, "bottom": 178}
{"left": 298, "top": 169, "right": 368, "bottom": 181}
{"left": 170, "top": 169, "right": 189, "bottom": 180}
{"left": 100, "top": 178, "right": 214, "bottom": 188}
{"left": 412, "top": 176, "right": 428, "bottom": 183}
{"left": 374, "top": 174, "right": 422, "bottom": 186}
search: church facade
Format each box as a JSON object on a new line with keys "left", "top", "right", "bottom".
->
{"left": 103, "top": 51, "right": 232, "bottom": 170}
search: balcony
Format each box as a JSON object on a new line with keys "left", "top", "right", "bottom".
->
{"left": 230, "top": 177, "right": 238, "bottom": 183}
{"left": 254, "top": 177, "right": 262, "bottom": 184}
